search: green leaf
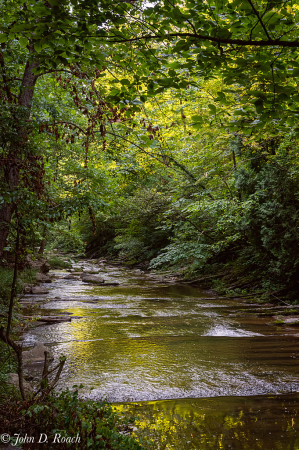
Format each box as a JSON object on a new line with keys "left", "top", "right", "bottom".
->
{"left": 34, "top": 40, "right": 42, "bottom": 52}
{"left": 84, "top": 41, "right": 92, "bottom": 52}
{"left": 19, "top": 37, "right": 28, "bottom": 48}
{"left": 157, "top": 78, "right": 173, "bottom": 87}
{"left": 120, "top": 79, "right": 130, "bottom": 86}
{"left": 254, "top": 99, "right": 264, "bottom": 113}
{"left": 208, "top": 104, "right": 216, "bottom": 114}
{"left": 0, "top": 33, "right": 7, "bottom": 43}
{"left": 191, "top": 115, "right": 202, "bottom": 121}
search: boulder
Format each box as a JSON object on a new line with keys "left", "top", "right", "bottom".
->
{"left": 23, "top": 342, "right": 53, "bottom": 364}
{"left": 25, "top": 255, "right": 50, "bottom": 273}
{"left": 280, "top": 317, "right": 299, "bottom": 325}
{"left": 80, "top": 273, "right": 105, "bottom": 284}
{"left": 72, "top": 271, "right": 83, "bottom": 276}
{"left": 30, "top": 286, "right": 49, "bottom": 295}
{"left": 7, "top": 373, "right": 33, "bottom": 396}
{"left": 23, "top": 284, "right": 34, "bottom": 294}
{"left": 36, "top": 272, "right": 52, "bottom": 283}
{"left": 40, "top": 261, "right": 50, "bottom": 273}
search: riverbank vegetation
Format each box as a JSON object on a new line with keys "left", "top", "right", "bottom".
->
{"left": 0, "top": 380, "right": 148, "bottom": 449}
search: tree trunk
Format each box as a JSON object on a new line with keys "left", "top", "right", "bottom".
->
{"left": 0, "top": 53, "right": 39, "bottom": 259}
{"left": 38, "top": 238, "right": 47, "bottom": 255}
{"left": 38, "top": 225, "right": 47, "bottom": 255}
{"left": 0, "top": 204, "right": 15, "bottom": 261}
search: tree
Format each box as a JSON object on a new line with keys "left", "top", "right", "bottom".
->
{"left": 100, "top": 0, "right": 299, "bottom": 133}
{"left": 0, "top": 0, "right": 143, "bottom": 258}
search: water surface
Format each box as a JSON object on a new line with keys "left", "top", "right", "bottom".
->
{"left": 22, "top": 261, "right": 299, "bottom": 448}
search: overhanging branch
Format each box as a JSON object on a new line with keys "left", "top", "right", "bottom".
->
{"left": 104, "top": 32, "right": 299, "bottom": 48}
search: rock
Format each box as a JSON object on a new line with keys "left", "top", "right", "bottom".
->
{"left": 36, "top": 272, "right": 52, "bottom": 283}
{"left": 23, "top": 342, "right": 53, "bottom": 364}
{"left": 7, "top": 373, "right": 33, "bottom": 396}
{"left": 79, "top": 272, "right": 89, "bottom": 278}
{"left": 40, "top": 261, "right": 50, "bottom": 273}
{"left": 39, "top": 316, "right": 72, "bottom": 324}
{"left": 80, "top": 273, "right": 105, "bottom": 284}
{"left": 30, "top": 286, "right": 49, "bottom": 295}
{"left": 25, "top": 255, "right": 50, "bottom": 273}
{"left": 24, "top": 285, "right": 33, "bottom": 294}
{"left": 86, "top": 270, "right": 101, "bottom": 274}
{"left": 23, "top": 315, "right": 72, "bottom": 324}
{"left": 72, "top": 271, "right": 83, "bottom": 275}
{"left": 63, "top": 274, "right": 78, "bottom": 280}
{"left": 97, "top": 282, "right": 120, "bottom": 286}
{"left": 281, "top": 317, "right": 299, "bottom": 325}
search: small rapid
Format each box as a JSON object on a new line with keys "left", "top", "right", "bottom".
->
{"left": 21, "top": 259, "right": 299, "bottom": 402}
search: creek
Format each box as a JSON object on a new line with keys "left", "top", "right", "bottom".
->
{"left": 21, "top": 259, "right": 299, "bottom": 449}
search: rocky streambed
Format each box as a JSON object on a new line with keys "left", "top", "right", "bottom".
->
{"left": 14, "top": 257, "right": 299, "bottom": 449}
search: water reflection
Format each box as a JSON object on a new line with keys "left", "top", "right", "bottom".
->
{"left": 22, "top": 263, "right": 299, "bottom": 402}
{"left": 117, "top": 394, "right": 299, "bottom": 450}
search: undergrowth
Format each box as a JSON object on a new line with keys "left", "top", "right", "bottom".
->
{"left": 0, "top": 267, "right": 38, "bottom": 304}
{"left": 0, "top": 340, "right": 17, "bottom": 406}
{"left": 47, "top": 256, "right": 72, "bottom": 269}
{"left": 0, "top": 386, "right": 149, "bottom": 450}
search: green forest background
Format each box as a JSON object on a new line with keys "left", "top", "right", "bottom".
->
{"left": 1, "top": 0, "right": 299, "bottom": 302}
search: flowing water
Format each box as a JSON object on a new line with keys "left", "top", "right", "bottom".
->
{"left": 21, "top": 260, "right": 299, "bottom": 449}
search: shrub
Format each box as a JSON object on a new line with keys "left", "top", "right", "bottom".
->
{"left": 0, "top": 387, "right": 149, "bottom": 450}
{"left": 0, "top": 341, "right": 17, "bottom": 405}
{"left": 0, "top": 268, "right": 23, "bottom": 304}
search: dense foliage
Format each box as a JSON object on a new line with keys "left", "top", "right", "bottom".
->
{"left": 1, "top": 0, "right": 299, "bottom": 301}
{"left": 1, "top": 1, "right": 299, "bottom": 448}
{"left": 0, "top": 386, "right": 148, "bottom": 449}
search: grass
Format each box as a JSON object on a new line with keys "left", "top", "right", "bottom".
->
{"left": 20, "top": 268, "right": 38, "bottom": 284}
{"left": 47, "top": 256, "right": 72, "bottom": 269}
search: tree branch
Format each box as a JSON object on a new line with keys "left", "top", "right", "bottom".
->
{"left": 0, "top": 46, "right": 13, "bottom": 103}
{"left": 101, "top": 131, "right": 214, "bottom": 199}
{"left": 105, "top": 32, "right": 298, "bottom": 48}
{"left": 247, "top": 0, "right": 271, "bottom": 40}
